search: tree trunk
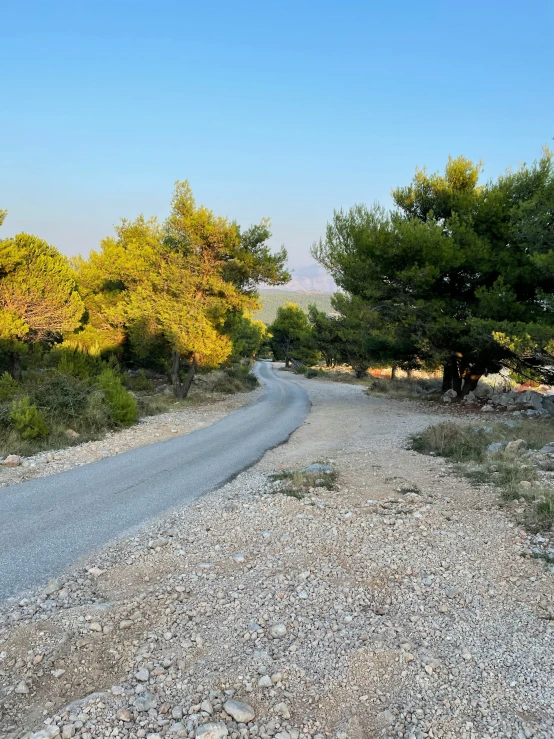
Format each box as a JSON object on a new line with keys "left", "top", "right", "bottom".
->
{"left": 460, "top": 364, "right": 484, "bottom": 396}
{"left": 181, "top": 354, "right": 198, "bottom": 398}
{"left": 406, "top": 368, "right": 413, "bottom": 379}
{"left": 9, "top": 352, "right": 22, "bottom": 381}
{"left": 441, "top": 362, "right": 452, "bottom": 393}
{"left": 442, "top": 355, "right": 462, "bottom": 394}
{"left": 391, "top": 364, "right": 397, "bottom": 380}
{"left": 171, "top": 350, "right": 184, "bottom": 398}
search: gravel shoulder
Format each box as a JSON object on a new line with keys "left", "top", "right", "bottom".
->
{"left": 1, "top": 375, "right": 553, "bottom": 739}
{"left": 0, "top": 390, "right": 261, "bottom": 488}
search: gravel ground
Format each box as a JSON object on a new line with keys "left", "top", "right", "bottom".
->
{"left": 0, "top": 390, "right": 260, "bottom": 487}
{"left": 1, "top": 375, "right": 553, "bottom": 739}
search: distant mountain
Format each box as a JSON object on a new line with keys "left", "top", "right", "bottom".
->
{"left": 254, "top": 290, "right": 334, "bottom": 325}
{"left": 264, "top": 263, "right": 336, "bottom": 293}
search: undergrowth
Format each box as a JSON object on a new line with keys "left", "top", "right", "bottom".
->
{"left": 411, "top": 419, "right": 554, "bottom": 531}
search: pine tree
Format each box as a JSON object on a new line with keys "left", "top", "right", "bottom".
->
{"left": 0, "top": 231, "right": 84, "bottom": 378}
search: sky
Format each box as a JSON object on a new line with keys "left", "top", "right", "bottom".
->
{"left": 1, "top": 0, "right": 553, "bottom": 269}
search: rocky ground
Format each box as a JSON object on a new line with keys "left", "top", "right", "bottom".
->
{"left": 0, "top": 390, "right": 259, "bottom": 487}
{"left": 1, "top": 375, "right": 553, "bottom": 739}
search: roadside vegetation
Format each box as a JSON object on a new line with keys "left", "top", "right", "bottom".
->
{"left": 411, "top": 419, "right": 554, "bottom": 531}
{"left": 0, "top": 359, "right": 258, "bottom": 457}
{"left": 266, "top": 148, "right": 554, "bottom": 399}
{"left": 0, "top": 190, "right": 281, "bottom": 457}
{"left": 268, "top": 463, "right": 337, "bottom": 499}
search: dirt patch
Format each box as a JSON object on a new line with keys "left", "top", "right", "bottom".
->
{"left": 1, "top": 375, "right": 553, "bottom": 738}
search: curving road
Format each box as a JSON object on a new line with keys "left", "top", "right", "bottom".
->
{"left": 0, "top": 362, "right": 310, "bottom": 602}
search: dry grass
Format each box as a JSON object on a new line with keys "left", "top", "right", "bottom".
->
{"left": 411, "top": 419, "right": 554, "bottom": 531}
{"left": 268, "top": 465, "right": 338, "bottom": 498}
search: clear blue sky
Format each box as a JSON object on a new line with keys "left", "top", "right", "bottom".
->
{"left": 2, "top": 0, "right": 553, "bottom": 268}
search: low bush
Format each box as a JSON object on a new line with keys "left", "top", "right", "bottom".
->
{"left": 123, "top": 369, "right": 155, "bottom": 393}
{"left": 56, "top": 347, "right": 104, "bottom": 379}
{"left": 0, "top": 372, "right": 20, "bottom": 401}
{"left": 96, "top": 369, "right": 139, "bottom": 426}
{"left": 28, "top": 371, "right": 90, "bottom": 428}
{"left": 305, "top": 368, "right": 325, "bottom": 379}
{"left": 10, "top": 397, "right": 50, "bottom": 440}
{"left": 213, "top": 365, "right": 259, "bottom": 394}
{"left": 366, "top": 376, "right": 442, "bottom": 398}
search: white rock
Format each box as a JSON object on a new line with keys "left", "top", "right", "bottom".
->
{"left": 2, "top": 454, "right": 21, "bottom": 467}
{"left": 274, "top": 701, "right": 291, "bottom": 719}
{"left": 195, "top": 723, "right": 229, "bottom": 739}
{"left": 223, "top": 698, "right": 255, "bottom": 722}
{"left": 258, "top": 674, "right": 272, "bottom": 687}
{"left": 30, "top": 728, "right": 60, "bottom": 739}
{"left": 135, "top": 667, "right": 150, "bottom": 681}
{"left": 270, "top": 623, "right": 287, "bottom": 638}
{"left": 15, "top": 679, "right": 29, "bottom": 693}
{"left": 43, "top": 578, "right": 60, "bottom": 596}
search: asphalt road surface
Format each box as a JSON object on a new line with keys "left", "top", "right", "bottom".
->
{"left": 0, "top": 362, "right": 310, "bottom": 602}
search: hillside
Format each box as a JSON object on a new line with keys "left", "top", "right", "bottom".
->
{"left": 255, "top": 289, "right": 334, "bottom": 324}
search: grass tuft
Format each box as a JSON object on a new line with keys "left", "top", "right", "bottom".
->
{"left": 268, "top": 465, "right": 338, "bottom": 498}
{"left": 411, "top": 418, "right": 554, "bottom": 531}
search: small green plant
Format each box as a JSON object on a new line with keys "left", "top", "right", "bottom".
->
{"left": 0, "top": 372, "right": 20, "bottom": 401}
{"left": 124, "top": 369, "right": 154, "bottom": 392}
{"left": 96, "top": 369, "right": 139, "bottom": 426}
{"left": 305, "top": 368, "right": 325, "bottom": 379}
{"left": 411, "top": 421, "right": 491, "bottom": 463}
{"left": 269, "top": 464, "right": 337, "bottom": 497}
{"left": 10, "top": 396, "right": 50, "bottom": 440}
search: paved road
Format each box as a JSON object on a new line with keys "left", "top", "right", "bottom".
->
{"left": 0, "top": 362, "right": 310, "bottom": 602}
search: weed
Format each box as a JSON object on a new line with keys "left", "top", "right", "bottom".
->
{"left": 268, "top": 465, "right": 338, "bottom": 498}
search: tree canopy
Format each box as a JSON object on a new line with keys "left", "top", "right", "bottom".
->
{"left": 0, "top": 231, "right": 84, "bottom": 377}
{"left": 269, "top": 302, "right": 319, "bottom": 367}
{"left": 313, "top": 150, "right": 554, "bottom": 394}
{"left": 73, "top": 181, "right": 289, "bottom": 396}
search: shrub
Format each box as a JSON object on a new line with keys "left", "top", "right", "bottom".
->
{"left": 29, "top": 371, "right": 90, "bottom": 427}
{"left": 213, "top": 365, "right": 259, "bottom": 393}
{"left": 10, "top": 397, "right": 50, "bottom": 440}
{"left": 56, "top": 348, "right": 103, "bottom": 379}
{"left": 0, "top": 372, "right": 20, "bottom": 401}
{"left": 81, "top": 389, "right": 113, "bottom": 432}
{"left": 411, "top": 421, "right": 491, "bottom": 463}
{"left": 123, "top": 369, "right": 155, "bottom": 393}
{"left": 96, "top": 369, "right": 139, "bottom": 426}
